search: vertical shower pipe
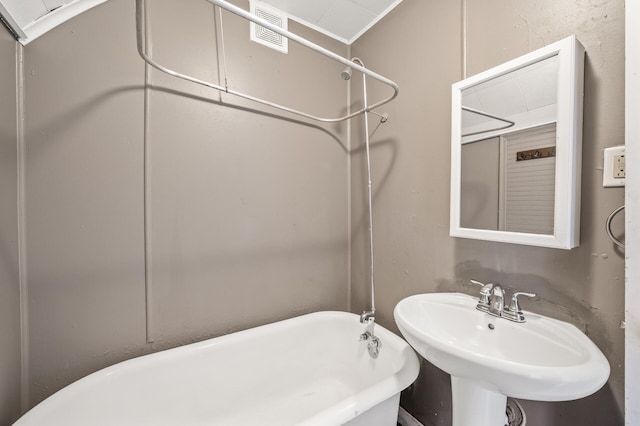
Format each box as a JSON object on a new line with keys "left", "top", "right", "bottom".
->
{"left": 354, "top": 57, "right": 376, "bottom": 325}
{"left": 142, "top": 0, "right": 154, "bottom": 343}
{"left": 352, "top": 58, "right": 383, "bottom": 359}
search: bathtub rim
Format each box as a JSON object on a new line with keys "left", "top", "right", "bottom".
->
{"left": 16, "top": 310, "right": 420, "bottom": 426}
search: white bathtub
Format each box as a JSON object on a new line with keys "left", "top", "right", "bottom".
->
{"left": 16, "top": 311, "right": 419, "bottom": 425}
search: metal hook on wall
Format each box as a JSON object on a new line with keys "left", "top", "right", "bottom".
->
{"left": 605, "top": 205, "right": 625, "bottom": 249}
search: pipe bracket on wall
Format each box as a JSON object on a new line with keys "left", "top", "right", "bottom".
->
{"left": 135, "top": 0, "right": 399, "bottom": 123}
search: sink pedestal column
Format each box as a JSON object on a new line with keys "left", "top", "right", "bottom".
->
{"left": 451, "top": 376, "right": 507, "bottom": 426}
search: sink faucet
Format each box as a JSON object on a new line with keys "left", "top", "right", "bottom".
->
{"left": 470, "top": 279, "right": 536, "bottom": 322}
{"left": 488, "top": 284, "right": 504, "bottom": 316}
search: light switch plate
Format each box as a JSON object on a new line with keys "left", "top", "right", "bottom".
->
{"left": 603, "top": 146, "right": 625, "bottom": 187}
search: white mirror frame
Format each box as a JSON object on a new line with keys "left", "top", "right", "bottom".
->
{"left": 450, "top": 36, "right": 585, "bottom": 249}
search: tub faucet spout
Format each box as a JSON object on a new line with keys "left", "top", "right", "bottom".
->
{"left": 360, "top": 310, "right": 375, "bottom": 324}
{"left": 360, "top": 312, "right": 382, "bottom": 359}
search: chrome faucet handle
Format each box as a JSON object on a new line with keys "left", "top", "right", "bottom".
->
{"left": 508, "top": 291, "right": 536, "bottom": 312}
{"left": 470, "top": 279, "right": 487, "bottom": 287}
{"left": 504, "top": 292, "right": 536, "bottom": 322}
{"left": 470, "top": 280, "right": 493, "bottom": 309}
{"left": 470, "top": 280, "right": 493, "bottom": 294}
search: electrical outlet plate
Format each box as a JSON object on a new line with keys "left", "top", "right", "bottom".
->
{"left": 614, "top": 154, "right": 625, "bottom": 178}
{"left": 603, "top": 146, "right": 625, "bottom": 187}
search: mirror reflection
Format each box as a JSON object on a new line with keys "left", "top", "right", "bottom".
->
{"left": 459, "top": 55, "right": 559, "bottom": 235}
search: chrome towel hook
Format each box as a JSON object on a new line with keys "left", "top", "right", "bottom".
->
{"left": 605, "top": 205, "right": 625, "bottom": 249}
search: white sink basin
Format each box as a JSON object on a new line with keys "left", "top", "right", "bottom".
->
{"left": 394, "top": 292, "right": 610, "bottom": 426}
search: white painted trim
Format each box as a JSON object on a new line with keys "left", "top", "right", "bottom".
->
{"left": 0, "top": 3, "right": 27, "bottom": 39}
{"left": 450, "top": 36, "right": 584, "bottom": 250}
{"left": 15, "top": 42, "right": 29, "bottom": 413}
{"left": 346, "top": 43, "right": 352, "bottom": 313}
{"left": 498, "top": 136, "right": 506, "bottom": 230}
{"left": 8, "top": 0, "right": 401, "bottom": 46}
{"left": 625, "top": 0, "right": 640, "bottom": 423}
{"left": 346, "top": 0, "right": 404, "bottom": 45}
{"left": 17, "top": 0, "right": 107, "bottom": 45}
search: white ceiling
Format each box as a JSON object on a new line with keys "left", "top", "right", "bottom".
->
{"left": 0, "top": 0, "right": 403, "bottom": 45}
{"left": 0, "top": 0, "right": 69, "bottom": 30}
{"left": 259, "top": 0, "right": 403, "bottom": 44}
{"left": 0, "top": 0, "right": 106, "bottom": 43}
{"left": 462, "top": 55, "right": 559, "bottom": 137}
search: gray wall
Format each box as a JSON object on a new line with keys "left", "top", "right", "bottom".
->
{"left": 351, "top": 0, "right": 625, "bottom": 425}
{"left": 0, "top": 24, "right": 20, "bottom": 424}
{"left": 22, "top": 0, "right": 349, "bottom": 407}
{"left": 24, "top": 0, "right": 146, "bottom": 405}
{"left": 0, "top": 26, "right": 22, "bottom": 425}
{"left": 4, "top": 0, "right": 626, "bottom": 424}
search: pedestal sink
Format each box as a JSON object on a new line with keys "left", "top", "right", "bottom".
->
{"left": 394, "top": 292, "right": 610, "bottom": 426}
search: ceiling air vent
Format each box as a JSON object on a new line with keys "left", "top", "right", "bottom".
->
{"left": 250, "top": 0, "right": 288, "bottom": 54}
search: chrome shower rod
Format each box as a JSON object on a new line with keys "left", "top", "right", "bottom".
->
{"left": 135, "top": 0, "right": 399, "bottom": 123}
{"left": 461, "top": 106, "right": 516, "bottom": 137}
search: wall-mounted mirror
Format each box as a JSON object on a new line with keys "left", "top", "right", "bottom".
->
{"left": 450, "top": 36, "right": 585, "bottom": 249}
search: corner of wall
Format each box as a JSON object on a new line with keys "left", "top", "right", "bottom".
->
{"left": 346, "top": 43, "right": 352, "bottom": 313}
{"left": 0, "top": 28, "right": 26, "bottom": 424}
{"left": 15, "top": 40, "right": 29, "bottom": 414}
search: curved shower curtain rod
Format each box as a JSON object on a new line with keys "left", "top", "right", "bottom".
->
{"left": 461, "top": 106, "right": 516, "bottom": 137}
{"left": 135, "top": 0, "right": 399, "bottom": 123}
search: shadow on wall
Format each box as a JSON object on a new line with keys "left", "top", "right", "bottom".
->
{"left": 27, "top": 84, "right": 350, "bottom": 158}
{"left": 25, "top": 81, "right": 354, "bottom": 294}
{"left": 349, "top": 136, "right": 399, "bottom": 236}
{"left": 415, "top": 248, "right": 622, "bottom": 425}
{"left": 348, "top": 134, "right": 400, "bottom": 319}
{"left": 400, "top": 361, "right": 622, "bottom": 426}
{"left": 398, "top": 241, "right": 624, "bottom": 425}
{"left": 400, "top": 359, "right": 452, "bottom": 426}
{"left": 447, "top": 254, "right": 622, "bottom": 362}
{"left": 520, "top": 387, "right": 622, "bottom": 425}
{"left": 23, "top": 73, "right": 354, "bottom": 403}
{"left": 0, "top": 133, "right": 19, "bottom": 283}
{"left": 448, "top": 261, "right": 601, "bottom": 334}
